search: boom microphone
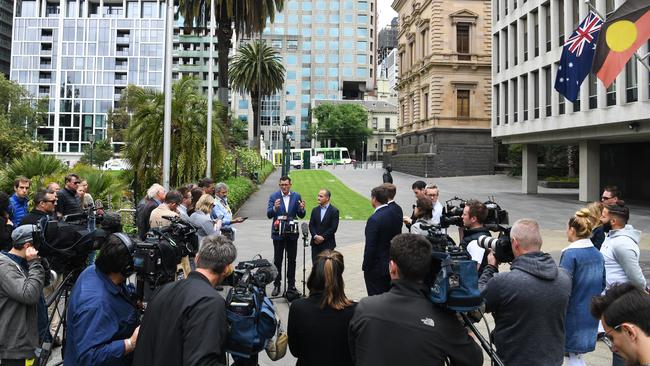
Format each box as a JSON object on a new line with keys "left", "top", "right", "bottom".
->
{"left": 301, "top": 222, "right": 309, "bottom": 240}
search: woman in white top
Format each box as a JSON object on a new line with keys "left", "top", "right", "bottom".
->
{"left": 189, "top": 194, "right": 221, "bottom": 247}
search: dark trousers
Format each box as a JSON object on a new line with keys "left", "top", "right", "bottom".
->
{"left": 1, "top": 359, "right": 31, "bottom": 366}
{"left": 273, "top": 237, "right": 298, "bottom": 288}
{"left": 311, "top": 243, "right": 335, "bottom": 264}
{"left": 37, "top": 293, "right": 52, "bottom": 343}
{"left": 364, "top": 270, "right": 391, "bottom": 296}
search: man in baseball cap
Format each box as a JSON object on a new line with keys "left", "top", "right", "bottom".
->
{"left": 0, "top": 224, "right": 45, "bottom": 365}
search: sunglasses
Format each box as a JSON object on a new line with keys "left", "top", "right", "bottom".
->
{"left": 43, "top": 199, "right": 57, "bottom": 203}
{"left": 602, "top": 324, "right": 623, "bottom": 351}
{"left": 601, "top": 196, "right": 613, "bottom": 201}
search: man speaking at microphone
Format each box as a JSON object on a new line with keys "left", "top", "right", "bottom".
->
{"left": 308, "top": 189, "right": 340, "bottom": 263}
{"left": 267, "top": 176, "right": 306, "bottom": 297}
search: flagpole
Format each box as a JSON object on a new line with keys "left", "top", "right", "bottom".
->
{"left": 586, "top": 2, "right": 650, "bottom": 72}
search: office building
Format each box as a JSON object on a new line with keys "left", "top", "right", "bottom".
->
{"left": 390, "top": 0, "right": 493, "bottom": 177}
{"left": 0, "top": 0, "right": 13, "bottom": 77}
{"left": 232, "top": 0, "right": 377, "bottom": 149}
{"left": 492, "top": 0, "right": 650, "bottom": 201}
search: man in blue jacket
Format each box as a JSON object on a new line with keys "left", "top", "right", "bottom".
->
{"left": 267, "top": 176, "right": 306, "bottom": 297}
{"left": 65, "top": 233, "right": 140, "bottom": 366}
{"left": 9, "top": 176, "right": 30, "bottom": 228}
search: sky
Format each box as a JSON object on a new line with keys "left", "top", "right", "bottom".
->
{"left": 377, "top": 0, "right": 398, "bottom": 29}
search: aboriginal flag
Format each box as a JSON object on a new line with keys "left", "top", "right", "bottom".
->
{"left": 592, "top": 0, "right": 650, "bottom": 88}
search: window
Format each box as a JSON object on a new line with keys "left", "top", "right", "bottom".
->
{"left": 357, "top": 55, "right": 367, "bottom": 64}
{"left": 544, "top": 3, "right": 551, "bottom": 52}
{"left": 457, "top": 90, "right": 470, "bottom": 118}
{"left": 358, "top": 28, "right": 368, "bottom": 37}
{"left": 533, "top": 10, "right": 540, "bottom": 57}
{"left": 544, "top": 66, "right": 552, "bottom": 116}
{"left": 302, "top": 54, "right": 311, "bottom": 63}
{"left": 329, "top": 28, "right": 339, "bottom": 37}
{"left": 328, "top": 67, "right": 338, "bottom": 77}
{"left": 523, "top": 16, "right": 529, "bottom": 61}
{"left": 357, "top": 67, "right": 367, "bottom": 77}
{"left": 495, "top": 85, "right": 500, "bottom": 125}
{"left": 287, "top": 70, "right": 296, "bottom": 80}
{"left": 522, "top": 75, "right": 529, "bottom": 120}
{"left": 302, "top": 1, "right": 312, "bottom": 11}
{"left": 385, "top": 118, "right": 391, "bottom": 131}
{"left": 286, "top": 55, "right": 297, "bottom": 65}
{"left": 625, "top": 59, "right": 638, "bottom": 103}
{"left": 606, "top": 83, "right": 616, "bottom": 106}
{"left": 315, "top": 55, "right": 325, "bottom": 63}
{"left": 504, "top": 82, "right": 509, "bottom": 123}
{"left": 239, "top": 99, "right": 248, "bottom": 109}
{"left": 512, "top": 22, "right": 518, "bottom": 65}
{"left": 558, "top": 0, "right": 565, "bottom": 45}
{"left": 512, "top": 78, "right": 518, "bottom": 122}
{"left": 422, "top": 92, "right": 429, "bottom": 119}
{"left": 503, "top": 30, "right": 509, "bottom": 69}
{"left": 589, "top": 73, "right": 597, "bottom": 109}
{"left": 421, "top": 28, "right": 429, "bottom": 59}
{"left": 357, "top": 41, "right": 367, "bottom": 51}
{"left": 358, "top": 15, "right": 368, "bottom": 23}
{"left": 572, "top": 0, "right": 580, "bottom": 28}
{"left": 372, "top": 117, "right": 378, "bottom": 129}
{"left": 343, "top": 28, "right": 354, "bottom": 37}
{"left": 286, "top": 101, "right": 296, "bottom": 110}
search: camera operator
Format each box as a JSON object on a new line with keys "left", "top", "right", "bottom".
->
{"left": 64, "top": 233, "right": 140, "bottom": 366}
{"left": 591, "top": 283, "right": 650, "bottom": 366}
{"left": 0, "top": 225, "right": 45, "bottom": 366}
{"left": 133, "top": 235, "right": 237, "bottom": 366}
{"left": 409, "top": 197, "right": 434, "bottom": 236}
{"left": 460, "top": 200, "right": 491, "bottom": 272}
{"left": 56, "top": 174, "right": 82, "bottom": 217}
{"left": 350, "top": 234, "right": 483, "bottom": 366}
{"left": 479, "top": 219, "right": 571, "bottom": 366}
{"left": 267, "top": 176, "right": 306, "bottom": 297}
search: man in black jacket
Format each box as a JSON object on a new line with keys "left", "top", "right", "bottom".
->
{"left": 350, "top": 234, "right": 483, "bottom": 366}
{"left": 22, "top": 189, "right": 57, "bottom": 227}
{"left": 363, "top": 187, "right": 402, "bottom": 296}
{"left": 135, "top": 183, "right": 166, "bottom": 240}
{"left": 133, "top": 235, "right": 237, "bottom": 366}
{"left": 56, "top": 174, "right": 82, "bottom": 217}
{"left": 308, "top": 189, "right": 340, "bottom": 263}
{"left": 460, "top": 199, "right": 492, "bottom": 273}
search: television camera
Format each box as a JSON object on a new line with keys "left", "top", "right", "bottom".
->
{"left": 132, "top": 215, "right": 199, "bottom": 302}
{"left": 227, "top": 257, "right": 277, "bottom": 315}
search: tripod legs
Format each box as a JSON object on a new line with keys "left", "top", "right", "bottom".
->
{"left": 460, "top": 313, "right": 504, "bottom": 366}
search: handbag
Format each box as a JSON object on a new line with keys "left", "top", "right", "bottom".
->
{"left": 429, "top": 252, "right": 483, "bottom": 312}
{"left": 265, "top": 318, "right": 288, "bottom": 361}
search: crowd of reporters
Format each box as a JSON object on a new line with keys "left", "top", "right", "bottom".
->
{"left": 2, "top": 168, "right": 650, "bottom": 366}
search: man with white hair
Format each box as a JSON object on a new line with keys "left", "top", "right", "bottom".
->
{"left": 136, "top": 183, "right": 166, "bottom": 240}
{"left": 478, "top": 219, "right": 572, "bottom": 366}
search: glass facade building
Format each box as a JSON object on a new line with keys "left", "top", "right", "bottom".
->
{"left": 233, "top": 0, "right": 377, "bottom": 149}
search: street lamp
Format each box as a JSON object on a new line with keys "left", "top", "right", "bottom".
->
{"left": 88, "top": 133, "right": 96, "bottom": 167}
{"left": 280, "top": 120, "right": 290, "bottom": 177}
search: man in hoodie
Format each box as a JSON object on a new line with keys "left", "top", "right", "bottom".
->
{"left": 600, "top": 202, "right": 646, "bottom": 291}
{"left": 479, "top": 218, "right": 572, "bottom": 366}
{"left": 0, "top": 225, "right": 45, "bottom": 365}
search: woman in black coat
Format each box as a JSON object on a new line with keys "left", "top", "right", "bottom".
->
{"left": 288, "top": 250, "right": 356, "bottom": 366}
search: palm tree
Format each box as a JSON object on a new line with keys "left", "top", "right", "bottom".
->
{"left": 122, "top": 77, "right": 228, "bottom": 189}
{"left": 177, "top": 0, "right": 284, "bottom": 106}
{"left": 229, "top": 41, "right": 285, "bottom": 148}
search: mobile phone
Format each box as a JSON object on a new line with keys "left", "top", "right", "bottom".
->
{"left": 241, "top": 217, "right": 249, "bottom": 221}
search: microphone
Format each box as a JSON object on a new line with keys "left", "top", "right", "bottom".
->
{"left": 301, "top": 222, "right": 309, "bottom": 240}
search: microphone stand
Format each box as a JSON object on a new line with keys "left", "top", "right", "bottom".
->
{"left": 301, "top": 226, "right": 309, "bottom": 296}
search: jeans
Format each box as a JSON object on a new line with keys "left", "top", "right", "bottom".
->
{"left": 37, "top": 294, "right": 52, "bottom": 343}
{"left": 273, "top": 237, "right": 298, "bottom": 288}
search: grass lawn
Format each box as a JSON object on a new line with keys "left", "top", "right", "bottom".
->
{"left": 289, "top": 170, "right": 373, "bottom": 221}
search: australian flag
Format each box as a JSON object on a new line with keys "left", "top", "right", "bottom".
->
{"left": 554, "top": 11, "right": 604, "bottom": 103}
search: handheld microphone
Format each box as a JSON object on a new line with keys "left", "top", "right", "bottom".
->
{"left": 301, "top": 222, "right": 309, "bottom": 240}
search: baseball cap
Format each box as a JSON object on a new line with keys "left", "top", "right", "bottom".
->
{"left": 12, "top": 225, "right": 36, "bottom": 247}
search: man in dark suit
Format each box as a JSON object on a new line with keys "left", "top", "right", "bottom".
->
{"left": 363, "top": 186, "right": 402, "bottom": 296}
{"left": 382, "top": 183, "right": 404, "bottom": 233}
{"left": 267, "top": 176, "right": 306, "bottom": 296}
{"left": 308, "top": 189, "right": 340, "bottom": 263}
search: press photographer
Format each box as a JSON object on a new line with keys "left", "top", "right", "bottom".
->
{"left": 64, "top": 233, "right": 140, "bottom": 366}
{"left": 350, "top": 233, "right": 483, "bottom": 366}
{"left": 133, "top": 235, "right": 237, "bottom": 366}
{"left": 479, "top": 219, "right": 571, "bottom": 366}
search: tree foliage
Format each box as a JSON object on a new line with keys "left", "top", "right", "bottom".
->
{"left": 312, "top": 103, "right": 372, "bottom": 154}
{"left": 0, "top": 153, "right": 67, "bottom": 194}
{"left": 122, "top": 77, "right": 229, "bottom": 190}
{"left": 229, "top": 41, "right": 285, "bottom": 141}
{"left": 79, "top": 139, "right": 114, "bottom": 168}
{"left": 0, "top": 74, "right": 47, "bottom": 165}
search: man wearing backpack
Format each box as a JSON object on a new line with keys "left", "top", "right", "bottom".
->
{"left": 133, "top": 235, "right": 237, "bottom": 366}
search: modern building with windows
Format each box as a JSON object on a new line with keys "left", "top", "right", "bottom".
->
{"left": 10, "top": 0, "right": 220, "bottom": 164}
{"left": 492, "top": 0, "right": 650, "bottom": 201}
{"left": 11, "top": 0, "right": 166, "bottom": 164}
{"left": 389, "top": 0, "right": 494, "bottom": 177}
{"left": 232, "top": 0, "right": 377, "bottom": 149}
{"left": 0, "top": 0, "right": 13, "bottom": 77}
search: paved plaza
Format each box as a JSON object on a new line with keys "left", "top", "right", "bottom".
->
{"left": 49, "top": 166, "right": 650, "bottom": 365}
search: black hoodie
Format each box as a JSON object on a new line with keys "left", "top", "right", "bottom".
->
{"left": 479, "top": 252, "right": 572, "bottom": 366}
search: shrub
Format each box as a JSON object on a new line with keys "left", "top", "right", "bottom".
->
{"left": 0, "top": 153, "right": 67, "bottom": 194}
{"left": 223, "top": 177, "right": 256, "bottom": 212}
{"left": 71, "top": 164, "right": 130, "bottom": 209}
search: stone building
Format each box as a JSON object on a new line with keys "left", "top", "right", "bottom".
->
{"left": 389, "top": 0, "right": 494, "bottom": 177}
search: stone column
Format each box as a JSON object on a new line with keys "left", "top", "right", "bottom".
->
{"left": 522, "top": 144, "right": 538, "bottom": 194}
{"left": 579, "top": 141, "right": 600, "bottom": 202}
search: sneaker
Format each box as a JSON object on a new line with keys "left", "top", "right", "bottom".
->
{"left": 271, "top": 286, "right": 281, "bottom": 296}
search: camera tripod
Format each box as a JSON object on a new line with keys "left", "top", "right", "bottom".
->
{"left": 459, "top": 312, "right": 504, "bottom": 366}
{"left": 37, "top": 269, "right": 81, "bottom": 366}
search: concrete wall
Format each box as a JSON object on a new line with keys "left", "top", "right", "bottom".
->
{"left": 385, "top": 128, "right": 494, "bottom": 177}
